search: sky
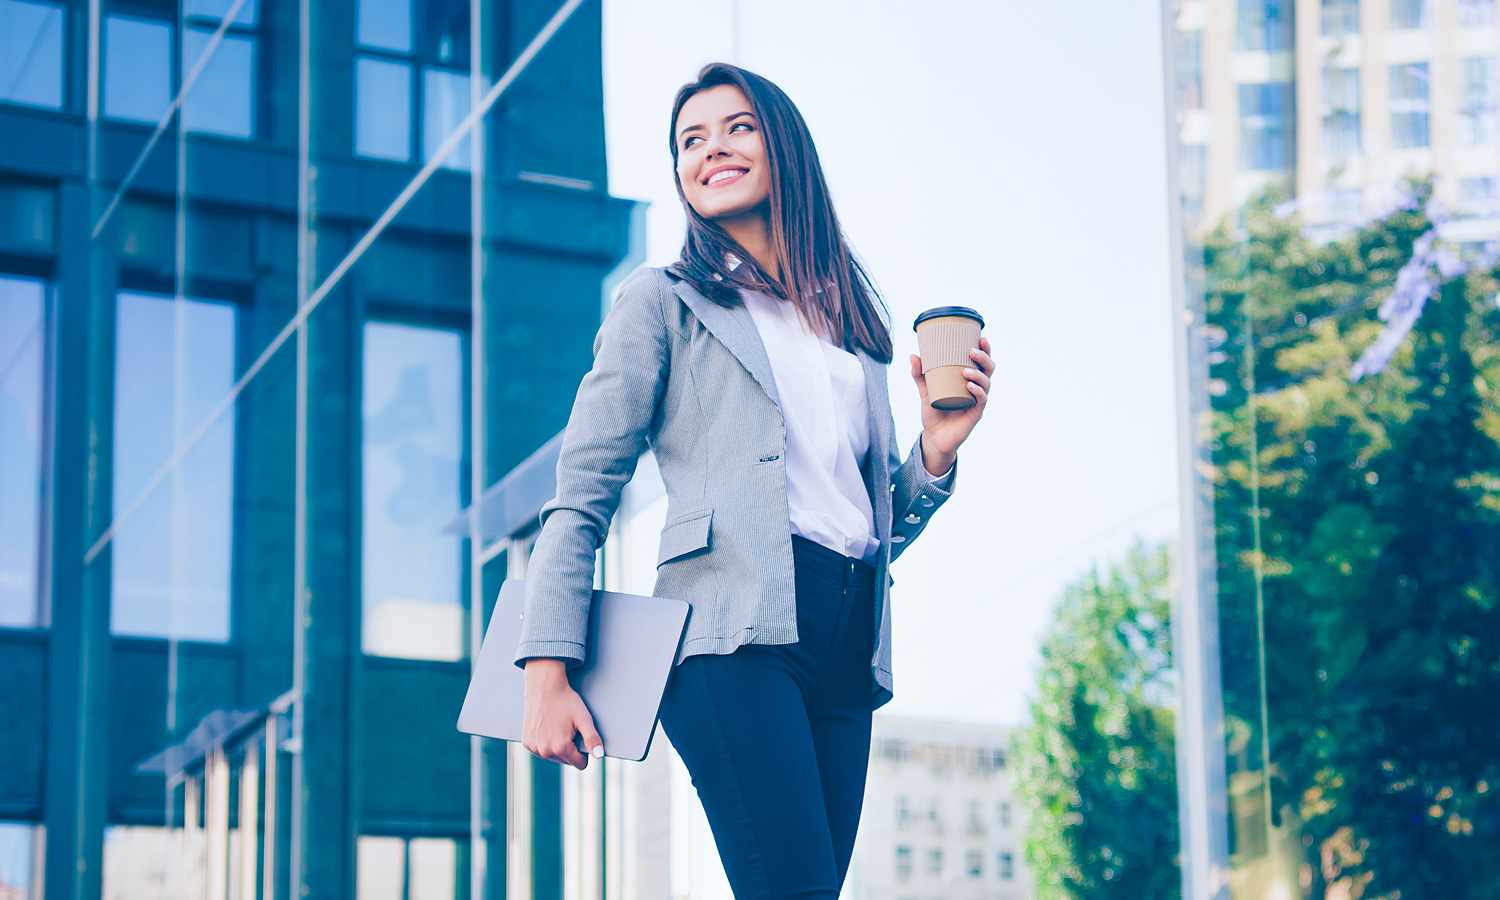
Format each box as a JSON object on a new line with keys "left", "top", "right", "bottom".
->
{"left": 600, "top": 0, "right": 1182, "bottom": 726}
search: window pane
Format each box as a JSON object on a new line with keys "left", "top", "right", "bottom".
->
{"left": 407, "top": 838, "right": 457, "bottom": 900}
{"left": 422, "top": 67, "right": 471, "bottom": 171}
{"left": 0, "top": 822, "right": 37, "bottom": 899}
{"left": 362, "top": 322, "right": 463, "bottom": 661}
{"left": 1323, "top": 67, "right": 1361, "bottom": 159}
{"left": 356, "top": 836, "right": 405, "bottom": 900}
{"left": 104, "top": 15, "right": 172, "bottom": 124}
{"left": 422, "top": 0, "right": 469, "bottom": 67}
{"left": 1237, "top": 0, "right": 1291, "bottom": 51}
{"left": 1239, "top": 82, "right": 1292, "bottom": 170}
{"left": 1391, "top": 0, "right": 1426, "bottom": 28}
{"left": 111, "top": 292, "right": 236, "bottom": 642}
{"left": 0, "top": 0, "right": 64, "bottom": 109}
{"left": 356, "top": 56, "right": 412, "bottom": 161}
{"left": 1460, "top": 0, "right": 1497, "bottom": 25}
{"left": 357, "top": 0, "right": 411, "bottom": 52}
{"left": 1177, "top": 30, "right": 1202, "bottom": 110}
{"left": 1322, "top": 0, "right": 1359, "bottom": 35}
{"left": 184, "top": 0, "right": 256, "bottom": 26}
{"left": 182, "top": 27, "right": 254, "bottom": 138}
{"left": 0, "top": 277, "right": 45, "bottom": 630}
{"left": 1459, "top": 56, "right": 1499, "bottom": 146}
{"left": 1391, "top": 62, "right": 1431, "bottom": 148}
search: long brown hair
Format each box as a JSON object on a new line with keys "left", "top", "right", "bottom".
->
{"left": 668, "top": 63, "right": 893, "bottom": 363}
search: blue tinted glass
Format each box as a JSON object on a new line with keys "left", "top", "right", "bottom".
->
{"left": 356, "top": 56, "right": 412, "bottom": 161}
{"left": 182, "top": 27, "right": 254, "bottom": 138}
{"left": 184, "top": 0, "right": 256, "bottom": 26}
{"left": 362, "top": 321, "right": 463, "bottom": 660}
{"left": 0, "top": 823, "right": 33, "bottom": 898}
{"left": 0, "top": 0, "right": 64, "bottom": 109}
{"left": 0, "top": 277, "right": 45, "bottom": 630}
{"left": 357, "top": 0, "right": 412, "bottom": 52}
{"left": 422, "top": 67, "right": 470, "bottom": 171}
{"left": 111, "top": 292, "right": 236, "bottom": 643}
{"left": 104, "top": 15, "right": 172, "bottom": 124}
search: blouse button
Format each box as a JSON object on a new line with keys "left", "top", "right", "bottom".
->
{"left": 919, "top": 496, "right": 935, "bottom": 508}
{"left": 904, "top": 514, "right": 921, "bottom": 524}
{"left": 890, "top": 534, "right": 906, "bottom": 543}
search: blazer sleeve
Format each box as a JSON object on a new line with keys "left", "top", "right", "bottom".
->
{"left": 886, "top": 432, "right": 957, "bottom": 564}
{"left": 513, "top": 268, "right": 671, "bottom": 667}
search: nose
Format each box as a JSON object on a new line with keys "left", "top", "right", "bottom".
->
{"left": 701, "top": 130, "right": 731, "bottom": 158}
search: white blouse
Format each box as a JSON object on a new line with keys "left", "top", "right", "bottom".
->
{"left": 740, "top": 289, "right": 882, "bottom": 561}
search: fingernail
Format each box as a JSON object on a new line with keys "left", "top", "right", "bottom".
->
{"left": 592, "top": 745, "right": 604, "bottom": 759}
{"left": 964, "top": 368, "right": 977, "bottom": 376}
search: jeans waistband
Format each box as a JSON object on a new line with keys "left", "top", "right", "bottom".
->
{"left": 792, "top": 535, "right": 878, "bottom": 590}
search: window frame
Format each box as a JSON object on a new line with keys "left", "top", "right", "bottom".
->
{"left": 101, "top": 0, "right": 261, "bottom": 138}
{"left": 181, "top": 0, "right": 261, "bottom": 139}
{"left": 353, "top": 0, "right": 472, "bottom": 169}
{"left": 357, "top": 312, "right": 472, "bottom": 662}
{"left": 107, "top": 288, "right": 241, "bottom": 645}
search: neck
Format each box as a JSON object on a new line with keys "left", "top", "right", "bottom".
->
{"left": 718, "top": 209, "right": 779, "bottom": 287}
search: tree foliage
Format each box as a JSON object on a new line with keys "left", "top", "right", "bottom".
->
{"left": 1016, "top": 541, "right": 1180, "bottom": 900}
{"left": 1204, "top": 180, "right": 1500, "bottom": 898}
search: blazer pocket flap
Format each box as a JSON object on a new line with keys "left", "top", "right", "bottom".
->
{"left": 657, "top": 511, "right": 712, "bottom": 566}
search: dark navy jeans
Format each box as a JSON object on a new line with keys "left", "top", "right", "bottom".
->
{"left": 660, "top": 535, "right": 878, "bottom": 900}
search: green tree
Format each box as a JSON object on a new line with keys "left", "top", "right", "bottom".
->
{"left": 1203, "top": 180, "right": 1500, "bottom": 898}
{"left": 1016, "top": 541, "right": 1180, "bottom": 900}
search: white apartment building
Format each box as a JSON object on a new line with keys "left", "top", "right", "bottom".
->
{"left": 846, "top": 717, "right": 1031, "bottom": 900}
{"left": 1175, "top": 0, "right": 1500, "bottom": 240}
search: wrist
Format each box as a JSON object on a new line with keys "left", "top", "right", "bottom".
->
{"left": 524, "top": 658, "right": 569, "bottom": 685}
{"left": 920, "top": 433, "right": 957, "bottom": 478}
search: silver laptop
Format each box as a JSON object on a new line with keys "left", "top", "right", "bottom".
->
{"left": 457, "top": 579, "right": 690, "bottom": 762}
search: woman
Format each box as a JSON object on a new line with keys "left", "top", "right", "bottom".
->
{"left": 516, "top": 63, "right": 993, "bottom": 900}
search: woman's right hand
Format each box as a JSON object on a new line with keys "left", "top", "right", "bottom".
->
{"left": 522, "top": 658, "right": 603, "bottom": 770}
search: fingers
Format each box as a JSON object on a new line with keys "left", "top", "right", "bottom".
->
{"left": 967, "top": 377, "right": 989, "bottom": 411}
{"left": 909, "top": 354, "right": 929, "bottom": 402}
{"left": 969, "top": 342, "right": 995, "bottom": 377}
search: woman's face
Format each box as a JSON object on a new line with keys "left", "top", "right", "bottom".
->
{"left": 674, "top": 85, "right": 772, "bottom": 223}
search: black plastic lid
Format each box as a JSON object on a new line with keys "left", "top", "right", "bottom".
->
{"left": 913, "top": 306, "right": 984, "bottom": 329}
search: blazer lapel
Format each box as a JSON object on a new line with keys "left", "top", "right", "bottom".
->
{"left": 860, "top": 349, "right": 892, "bottom": 463}
{"left": 668, "top": 276, "right": 783, "bottom": 412}
{"left": 859, "top": 349, "right": 893, "bottom": 520}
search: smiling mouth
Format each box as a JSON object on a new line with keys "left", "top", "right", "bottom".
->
{"left": 705, "top": 168, "right": 747, "bottom": 186}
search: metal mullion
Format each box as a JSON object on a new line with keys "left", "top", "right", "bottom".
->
{"left": 1159, "top": 0, "right": 1231, "bottom": 897}
{"left": 467, "top": 0, "right": 489, "bottom": 891}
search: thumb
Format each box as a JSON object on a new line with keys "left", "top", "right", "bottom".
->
{"left": 576, "top": 714, "right": 604, "bottom": 760}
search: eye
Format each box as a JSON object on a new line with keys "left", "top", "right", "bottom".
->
{"left": 731, "top": 121, "right": 753, "bottom": 133}
{"left": 683, "top": 135, "right": 702, "bottom": 149}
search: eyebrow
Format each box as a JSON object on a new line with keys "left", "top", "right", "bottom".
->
{"left": 678, "top": 111, "right": 756, "bottom": 140}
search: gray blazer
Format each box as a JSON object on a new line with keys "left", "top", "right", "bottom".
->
{"left": 514, "top": 265, "right": 954, "bottom": 707}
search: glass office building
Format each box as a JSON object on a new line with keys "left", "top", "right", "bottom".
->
{"left": 0, "top": 0, "right": 635, "bottom": 896}
{"left": 1168, "top": 1, "right": 1500, "bottom": 898}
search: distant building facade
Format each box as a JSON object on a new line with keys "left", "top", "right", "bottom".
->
{"left": 848, "top": 717, "right": 1031, "bottom": 900}
{"left": 1174, "top": 0, "right": 1500, "bottom": 242}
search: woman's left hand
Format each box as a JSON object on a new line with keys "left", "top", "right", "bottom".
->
{"left": 910, "top": 337, "right": 994, "bottom": 477}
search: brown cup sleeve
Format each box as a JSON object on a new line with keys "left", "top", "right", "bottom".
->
{"left": 916, "top": 322, "right": 981, "bottom": 373}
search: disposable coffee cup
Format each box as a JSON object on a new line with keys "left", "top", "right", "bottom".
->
{"left": 913, "top": 306, "right": 985, "bottom": 411}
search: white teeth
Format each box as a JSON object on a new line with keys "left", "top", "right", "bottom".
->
{"left": 707, "top": 169, "right": 744, "bottom": 185}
